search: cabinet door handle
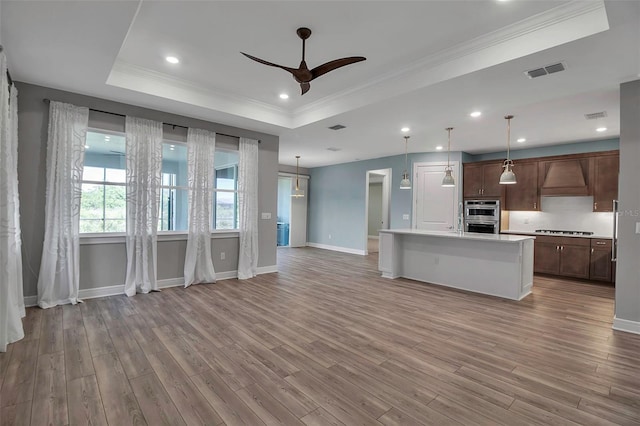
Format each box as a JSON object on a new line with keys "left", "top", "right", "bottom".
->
{"left": 596, "top": 242, "right": 606, "bottom": 245}
{"left": 479, "top": 189, "right": 482, "bottom": 195}
{"left": 533, "top": 202, "right": 537, "bottom": 210}
{"left": 561, "top": 246, "right": 564, "bottom": 251}
{"left": 594, "top": 202, "right": 598, "bottom": 210}
{"left": 556, "top": 245, "right": 560, "bottom": 251}
{"left": 592, "top": 248, "right": 594, "bottom": 254}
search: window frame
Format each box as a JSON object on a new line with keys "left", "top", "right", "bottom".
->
{"left": 80, "top": 128, "right": 127, "bottom": 235}
{"left": 213, "top": 147, "right": 240, "bottom": 231}
{"left": 159, "top": 139, "right": 189, "bottom": 233}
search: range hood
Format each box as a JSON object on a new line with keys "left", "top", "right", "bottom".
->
{"left": 540, "top": 159, "right": 589, "bottom": 196}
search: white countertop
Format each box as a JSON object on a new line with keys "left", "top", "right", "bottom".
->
{"left": 379, "top": 229, "right": 535, "bottom": 243}
{"left": 501, "top": 230, "right": 612, "bottom": 240}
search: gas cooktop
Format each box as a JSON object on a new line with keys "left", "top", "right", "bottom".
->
{"left": 535, "top": 229, "right": 594, "bottom": 236}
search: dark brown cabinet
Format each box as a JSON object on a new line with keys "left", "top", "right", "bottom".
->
{"left": 533, "top": 236, "right": 591, "bottom": 279}
{"left": 590, "top": 239, "right": 613, "bottom": 282}
{"left": 505, "top": 161, "right": 539, "bottom": 211}
{"left": 463, "top": 161, "right": 504, "bottom": 199}
{"left": 592, "top": 154, "right": 619, "bottom": 212}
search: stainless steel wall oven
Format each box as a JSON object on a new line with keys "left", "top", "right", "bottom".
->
{"left": 464, "top": 200, "right": 500, "bottom": 234}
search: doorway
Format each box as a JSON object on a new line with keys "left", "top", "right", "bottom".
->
{"left": 365, "top": 169, "right": 391, "bottom": 254}
{"left": 277, "top": 173, "right": 309, "bottom": 247}
{"left": 412, "top": 162, "right": 460, "bottom": 231}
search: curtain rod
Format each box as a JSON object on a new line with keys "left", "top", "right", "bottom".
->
{"left": 0, "top": 45, "right": 14, "bottom": 89}
{"left": 42, "top": 98, "right": 260, "bottom": 143}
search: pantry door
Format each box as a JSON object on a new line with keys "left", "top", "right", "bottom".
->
{"left": 412, "top": 162, "right": 459, "bottom": 231}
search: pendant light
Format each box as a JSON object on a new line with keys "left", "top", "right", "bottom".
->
{"left": 499, "top": 114, "right": 517, "bottom": 185}
{"left": 400, "top": 136, "right": 411, "bottom": 190}
{"left": 291, "top": 155, "right": 305, "bottom": 198}
{"left": 441, "top": 127, "right": 455, "bottom": 187}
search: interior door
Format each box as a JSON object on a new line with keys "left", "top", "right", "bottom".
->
{"left": 414, "top": 163, "right": 458, "bottom": 231}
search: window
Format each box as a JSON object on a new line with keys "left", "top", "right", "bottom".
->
{"left": 80, "top": 131, "right": 127, "bottom": 233}
{"left": 214, "top": 150, "right": 239, "bottom": 229}
{"left": 159, "top": 142, "right": 188, "bottom": 231}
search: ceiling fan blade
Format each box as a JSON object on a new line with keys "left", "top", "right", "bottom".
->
{"left": 241, "top": 52, "right": 297, "bottom": 74}
{"left": 300, "top": 82, "right": 310, "bottom": 95}
{"left": 310, "top": 56, "right": 366, "bottom": 80}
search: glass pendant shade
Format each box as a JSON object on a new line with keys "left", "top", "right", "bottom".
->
{"left": 291, "top": 155, "right": 305, "bottom": 197}
{"left": 442, "top": 127, "right": 455, "bottom": 187}
{"left": 400, "top": 171, "right": 411, "bottom": 190}
{"left": 499, "top": 115, "right": 517, "bottom": 185}
{"left": 400, "top": 136, "right": 411, "bottom": 190}
{"left": 442, "top": 167, "right": 455, "bottom": 187}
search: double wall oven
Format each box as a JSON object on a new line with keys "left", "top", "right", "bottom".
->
{"left": 464, "top": 200, "right": 500, "bottom": 234}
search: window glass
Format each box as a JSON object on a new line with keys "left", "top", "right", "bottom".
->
{"left": 213, "top": 150, "right": 239, "bottom": 229}
{"left": 80, "top": 131, "right": 126, "bottom": 233}
{"left": 159, "top": 142, "right": 188, "bottom": 231}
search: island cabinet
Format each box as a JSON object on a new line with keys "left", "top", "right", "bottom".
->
{"left": 590, "top": 239, "right": 613, "bottom": 281}
{"left": 592, "top": 154, "right": 619, "bottom": 212}
{"left": 463, "top": 161, "right": 505, "bottom": 199}
{"left": 534, "top": 235, "right": 591, "bottom": 279}
{"left": 505, "top": 161, "right": 539, "bottom": 211}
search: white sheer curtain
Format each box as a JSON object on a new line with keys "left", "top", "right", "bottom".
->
{"left": 124, "top": 116, "right": 163, "bottom": 296}
{"left": 1, "top": 54, "right": 25, "bottom": 351}
{"left": 237, "top": 137, "right": 259, "bottom": 279}
{"left": 184, "top": 128, "right": 216, "bottom": 287}
{"left": 37, "top": 101, "right": 89, "bottom": 308}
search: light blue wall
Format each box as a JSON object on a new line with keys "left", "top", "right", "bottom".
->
{"left": 467, "top": 138, "right": 619, "bottom": 162}
{"left": 308, "top": 151, "right": 462, "bottom": 251}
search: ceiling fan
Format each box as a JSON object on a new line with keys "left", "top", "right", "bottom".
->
{"left": 241, "top": 27, "right": 366, "bottom": 96}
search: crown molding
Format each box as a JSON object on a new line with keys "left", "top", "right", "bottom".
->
{"left": 107, "top": 60, "right": 295, "bottom": 128}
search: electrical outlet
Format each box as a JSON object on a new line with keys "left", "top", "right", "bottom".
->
{"left": 403, "top": 214, "right": 410, "bottom": 220}
{"left": 220, "top": 252, "right": 225, "bottom": 260}
{"left": 261, "top": 212, "right": 271, "bottom": 220}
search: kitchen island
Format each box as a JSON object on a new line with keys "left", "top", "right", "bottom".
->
{"left": 378, "top": 229, "right": 535, "bottom": 300}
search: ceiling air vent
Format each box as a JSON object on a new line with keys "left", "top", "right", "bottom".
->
{"left": 328, "top": 124, "right": 346, "bottom": 130}
{"left": 326, "top": 147, "right": 341, "bottom": 152}
{"left": 524, "top": 62, "right": 566, "bottom": 79}
{"left": 585, "top": 111, "right": 608, "bottom": 120}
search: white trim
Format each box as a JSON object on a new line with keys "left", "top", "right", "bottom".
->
{"left": 23, "top": 266, "right": 279, "bottom": 305}
{"left": 80, "top": 230, "right": 240, "bottom": 245}
{"left": 306, "top": 242, "right": 367, "bottom": 256}
{"left": 365, "top": 168, "right": 391, "bottom": 256}
{"left": 613, "top": 316, "right": 640, "bottom": 335}
{"left": 257, "top": 265, "right": 278, "bottom": 274}
{"left": 24, "top": 295, "right": 38, "bottom": 308}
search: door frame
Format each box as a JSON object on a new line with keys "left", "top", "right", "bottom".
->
{"left": 412, "top": 161, "right": 460, "bottom": 230}
{"left": 365, "top": 168, "right": 391, "bottom": 255}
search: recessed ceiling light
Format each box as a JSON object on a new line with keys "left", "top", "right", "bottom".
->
{"left": 279, "top": 93, "right": 289, "bottom": 100}
{"left": 470, "top": 111, "right": 482, "bottom": 118}
{"left": 596, "top": 127, "right": 607, "bottom": 132}
{"left": 436, "top": 146, "right": 443, "bottom": 151}
{"left": 517, "top": 138, "right": 526, "bottom": 143}
{"left": 401, "top": 127, "right": 410, "bottom": 133}
{"left": 165, "top": 56, "right": 180, "bottom": 64}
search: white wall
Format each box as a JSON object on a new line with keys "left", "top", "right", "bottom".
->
{"left": 508, "top": 197, "right": 614, "bottom": 237}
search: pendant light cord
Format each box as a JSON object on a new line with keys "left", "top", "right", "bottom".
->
{"left": 505, "top": 115, "right": 513, "bottom": 161}
{"left": 404, "top": 136, "right": 409, "bottom": 172}
{"left": 295, "top": 155, "right": 300, "bottom": 190}
{"left": 446, "top": 127, "right": 453, "bottom": 167}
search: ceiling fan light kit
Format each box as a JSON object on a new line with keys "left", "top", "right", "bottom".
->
{"left": 241, "top": 27, "right": 366, "bottom": 95}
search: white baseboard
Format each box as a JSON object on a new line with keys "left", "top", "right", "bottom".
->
{"left": 613, "top": 316, "right": 640, "bottom": 335}
{"left": 23, "top": 266, "right": 279, "bottom": 306}
{"left": 306, "top": 242, "right": 366, "bottom": 256}
{"left": 24, "top": 295, "right": 38, "bottom": 308}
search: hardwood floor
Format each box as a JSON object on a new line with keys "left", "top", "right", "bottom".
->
{"left": 1, "top": 247, "right": 639, "bottom": 425}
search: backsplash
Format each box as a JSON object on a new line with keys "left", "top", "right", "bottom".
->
{"left": 507, "top": 196, "right": 614, "bottom": 237}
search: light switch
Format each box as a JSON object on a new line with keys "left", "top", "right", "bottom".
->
{"left": 403, "top": 214, "right": 410, "bottom": 220}
{"left": 261, "top": 212, "right": 271, "bottom": 220}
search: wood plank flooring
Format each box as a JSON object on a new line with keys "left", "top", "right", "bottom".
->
{"left": 1, "top": 247, "right": 639, "bottom": 425}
